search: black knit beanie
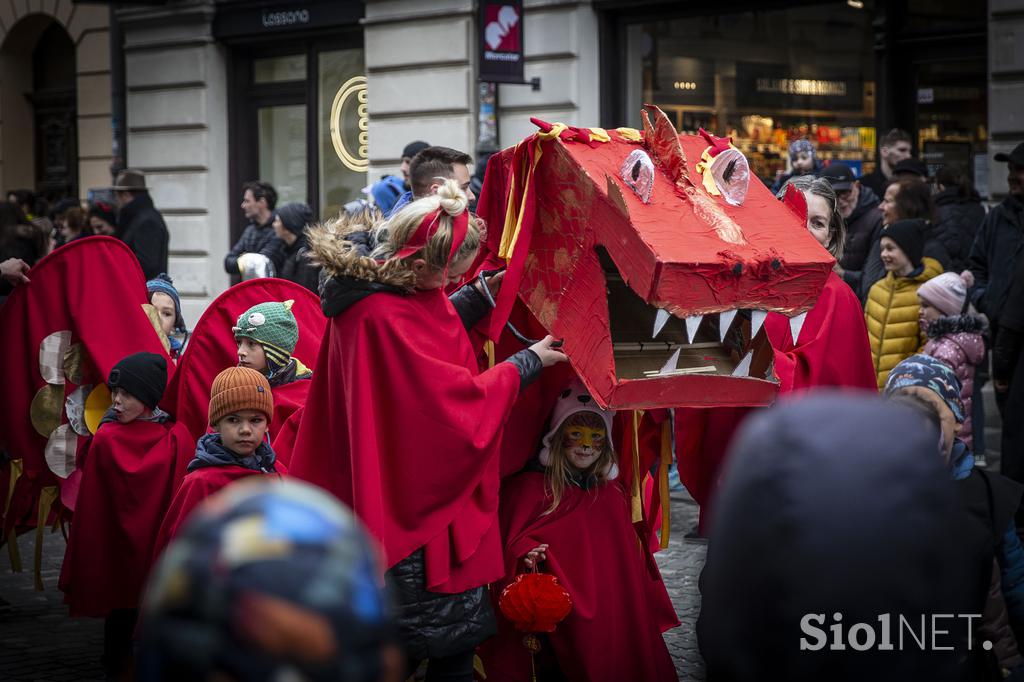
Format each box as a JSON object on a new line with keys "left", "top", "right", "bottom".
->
{"left": 275, "top": 202, "right": 314, "bottom": 237}
{"left": 883, "top": 219, "right": 926, "bottom": 268}
{"left": 108, "top": 352, "right": 167, "bottom": 409}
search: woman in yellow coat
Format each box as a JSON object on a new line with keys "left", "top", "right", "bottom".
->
{"left": 865, "top": 218, "right": 943, "bottom": 389}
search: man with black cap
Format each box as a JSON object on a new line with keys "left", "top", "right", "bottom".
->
{"left": 112, "top": 169, "right": 169, "bottom": 280}
{"left": 967, "top": 141, "right": 1024, "bottom": 418}
{"left": 892, "top": 157, "right": 929, "bottom": 182}
{"left": 820, "top": 162, "right": 882, "bottom": 289}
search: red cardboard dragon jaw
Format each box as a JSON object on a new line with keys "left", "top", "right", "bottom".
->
{"left": 484, "top": 105, "right": 834, "bottom": 409}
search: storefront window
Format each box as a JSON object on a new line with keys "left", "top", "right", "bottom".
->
{"left": 318, "top": 48, "right": 366, "bottom": 218}
{"left": 625, "top": 4, "right": 876, "bottom": 187}
{"left": 253, "top": 54, "right": 306, "bottom": 84}
{"left": 257, "top": 104, "right": 307, "bottom": 205}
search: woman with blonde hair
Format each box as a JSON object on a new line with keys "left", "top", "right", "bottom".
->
{"left": 478, "top": 379, "right": 679, "bottom": 682}
{"left": 288, "top": 179, "right": 567, "bottom": 681}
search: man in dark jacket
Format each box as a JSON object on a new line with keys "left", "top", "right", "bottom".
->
{"left": 934, "top": 164, "right": 986, "bottom": 274}
{"left": 224, "top": 181, "right": 285, "bottom": 277}
{"left": 861, "top": 128, "right": 912, "bottom": 199}
{"left": 820, "top": 163, "right": 882, "bottom": 292}
{"left": 112, "top": 169, "right": 169, "bottom": 280}
{"left": 996, "top": 251, "right": 1024, "bottom": 479}
{"left": 968, "top": 143, "right": 1024, "bottom": 409}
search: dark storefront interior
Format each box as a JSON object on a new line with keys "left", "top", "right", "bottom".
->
{"left": 598, "top": 0, "right": 988, "bottom": 193}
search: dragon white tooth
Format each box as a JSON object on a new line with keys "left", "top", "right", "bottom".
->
{"left": 732, "top": 351, "right": 753, "bottom": 377}
{"left": 685, "top": 315, "right": 703, "bottom": 344}
{"left": 789, "top": 311, "right": 808, "bottom": 345}
{"left": 750, "top": 310, "right": 767, "bottom": 339}
{"left": 653, "top": 308, "right": 671, "bottom": 339}
{"left": 718, "top": 309, "right": 738, "bottom": 343}
{"left": 659, "top": 347, "right": 681, "bottom": 375}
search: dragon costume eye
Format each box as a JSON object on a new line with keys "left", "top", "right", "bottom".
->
{"left": 709, "top": 147, "right": 751, "bottom": 206}
{"left": 620, "top": 149, "right": 654, "bottom": 204}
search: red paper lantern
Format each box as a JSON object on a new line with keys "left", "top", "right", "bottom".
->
{"left": 499, "top": 572, "right": 573, "bottom": 633}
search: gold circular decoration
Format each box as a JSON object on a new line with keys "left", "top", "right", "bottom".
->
{"left": 30, "top": 384, "right": 64, "bottom": 437}
{"left": 39, "top": 331, "right": 72, "bottom": 385}
{"left": 63, "top": 343, "right": 85, "bottom": 385}
{"left": 142, "top": 303, "right": 172, "bottom": 354}
{"left": 330, "top": 75, "right": 369, "bottom": 172}
{"left": 84, "top": 383, "right": 112, "bottom": 435}
{"left": 44, "top": 423, "right": 78, "bottom": 479}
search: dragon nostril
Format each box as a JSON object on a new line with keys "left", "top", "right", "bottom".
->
{"left": 732, "top": 263, "right": 743, "bottom": 276}
{"left": 771, "top": 259, "right": 781, "bottom": 270}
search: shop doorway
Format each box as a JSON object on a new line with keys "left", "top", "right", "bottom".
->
{"left": 228, "top": 40, "right": 365, "bottom": 245}
{"left": 0, "top": 16, "right": 78, "bottom": 201}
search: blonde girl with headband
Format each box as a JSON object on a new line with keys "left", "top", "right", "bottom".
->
{"left": 478, "top": 379, "right": 679, "bottom": 682}
{"left": 289, "top": 179, "right": 567, "bottom": 681}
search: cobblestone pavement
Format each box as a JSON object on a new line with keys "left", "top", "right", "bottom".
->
{"left": 0, "top": 493, "right": 707, "bottom": 682}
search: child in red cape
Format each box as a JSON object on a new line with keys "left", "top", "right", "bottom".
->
{"left": 58, "top": 352, "right": 192, "bottom": 679}
{"left": 288, "top": 179, "right": 567, "bottom": 679}
{"left": 154, "top": 366, "right": 286, "bottom": 555}
{"left": 233, "top": 299, "right": 312, "bottom": 439}
{"left": 479, "top": 380, "right": 679, "bottom": 682}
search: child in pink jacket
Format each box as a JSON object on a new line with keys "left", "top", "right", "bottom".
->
{"left": 918, "top": 272, "right": 987, "bottom": 450}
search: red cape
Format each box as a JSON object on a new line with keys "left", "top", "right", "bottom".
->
{"left": 163, "top": 278, "right": 324, "bottom": 443}
{"left": 288, "top": 288, "right": 522, "bottom": 593}
{"left": 58, "top": 418, "right": 192, "bottom": 616}
{"left": 153, "top": 463, "right": 287, "bottom": 560}
{"left": 0, "top": 237, "right": 171, "bottom": 541}
{"left": 478, "top": 472, "right": 679, "bottom": 682}
{"left": 677, "top": 272, "right": 876, "bottom": 525}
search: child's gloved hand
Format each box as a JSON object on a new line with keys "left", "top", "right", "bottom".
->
{"left": 523, "top": 544, "right": 549, "bottom": 569}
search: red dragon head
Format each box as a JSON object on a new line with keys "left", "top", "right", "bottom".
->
{"left": 479, "top": 105, "right": 833, "bottom": 409}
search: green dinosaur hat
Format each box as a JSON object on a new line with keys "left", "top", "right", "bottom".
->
{"left": 233, "top": 300, "right": 299, "bottom": 367}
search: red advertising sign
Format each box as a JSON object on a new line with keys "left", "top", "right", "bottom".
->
{"left": 479, "top": 0, "right": 524, "bottom": 83}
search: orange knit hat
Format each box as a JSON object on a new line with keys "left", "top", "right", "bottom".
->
{"left": 208, "top": 366, "right": 274, "bottom": 426}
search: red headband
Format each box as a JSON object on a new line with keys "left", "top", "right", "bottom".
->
{"left": 394, "top": 207, "right": 469, "bottom": 263}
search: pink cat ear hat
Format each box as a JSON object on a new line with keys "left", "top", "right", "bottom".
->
{"left": 538, "top": 378, "right": 619, "bottom": 480}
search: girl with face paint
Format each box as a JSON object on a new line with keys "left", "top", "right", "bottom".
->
{"left": 478, "top": 380, "right": 679, "bottom": 682}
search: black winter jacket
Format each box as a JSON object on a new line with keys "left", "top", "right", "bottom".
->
{"left": 223, "top": 218, "right": 285, "bottom": 275}
{"left": 384, "top": 549, "right": 496, "bottom": 660}
{"left": 278, "top": 236, "right": 320, "bottom": 294}
{"left": 117, "top": 193, "right": 169, "bottom": 281}
{"left": 969, "top": 195, "right": 1024, "bottom": 329}
{"left": 839, "top": 185, "right": 882, "bottom": 274}
{"left": 935, "top": 188, "right": 986, "bottom": 274}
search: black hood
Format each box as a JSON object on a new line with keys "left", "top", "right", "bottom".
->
{"left": 847, "top": 183, "right": 880, "bottom": 224}
{"left": 320, "top": 275, "right": 404, "bottom": 318}
{"left": 926, "top": 313, "right": 987, "bottom": 339}
{"left": 698, "top": 392, "right": 976, "bottom": 682}
{"left": 935, "top": 186, "right": 983, "bottom": 207}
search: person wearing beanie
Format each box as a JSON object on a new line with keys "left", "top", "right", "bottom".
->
{"left": 88, "top": 200, "right": 118, "bottom": 237}
{"left": 59, "top": 351, "right": 193, "bottom": 679}
{"left": 865, "top": 219, "right": 943, "bottom": 388}
{"left": 234, "top": 299, "right": 311, "bottom": 386}
{"left": 154, "top": 366, "right": 286, "bottom": 558}
{"left": 272, "top": 202, "right": 320, "bottom": 293}
{"left": 147, "top": 273, "right": 189, "bottom": 358}
{"left": 917, "top": 272, "right": 988, "bottom": 451}
{"left": 478, "top": 379, "right": 679, "bottom": 682}
{"left": 770, "top": 138, "right": 820, "bottom": 193}
{"left": 883, "top": 355, "right": 1024, "bottom": 676}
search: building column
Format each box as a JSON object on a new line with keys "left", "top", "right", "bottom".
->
{"left": 989, "top": 0, "right": 1024, "bottom": 200}
{"left": 118, "top": 0, "right": 230, "bottom": 324}
{"left": 364, "top": 0, "right": 477, "bottom": 182}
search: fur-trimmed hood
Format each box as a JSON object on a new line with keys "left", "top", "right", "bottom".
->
{"left": 925, "top": 313, "right": 988, "bottom": 341}
{"left": 306, "top": 209, "right": 413, "bottom": 317}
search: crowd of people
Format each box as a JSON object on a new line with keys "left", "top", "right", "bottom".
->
{"left": 1, "top": 123, "right": 1024, "bottom": 682}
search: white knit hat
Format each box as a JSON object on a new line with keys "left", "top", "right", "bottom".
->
{"left": 538, "top": 378, "right": 618, "bottom": 479}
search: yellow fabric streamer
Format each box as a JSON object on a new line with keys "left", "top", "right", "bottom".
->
{"left": 484, "top": 339, "right": 496, "bottom": 369}
{"left": 695, "top": 148, "right": 722, "bottom": 197}
{"left": 34, "top": 486, "right": 58, "bottom": 591}
{"left": 587, "top": 127, "right": 611, "bottom": 143}
{"left": 615, "top": 127, "right": 643, "bottom": 142}
{"left": 631, "top": 410, "right": 644, "bottom": 524}
{"left": 659, "top": 420, "right": 672, "bottom": 549}
{"left": 5, "top": 458, "right": 24, "bottom": 573}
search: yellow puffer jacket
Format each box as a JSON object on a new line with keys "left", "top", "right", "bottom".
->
{"left": 865, "top": 257, "right": 944, "bottom": 389}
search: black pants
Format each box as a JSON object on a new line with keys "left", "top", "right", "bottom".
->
{"left": 102, "top": 608, "right": 138, "bottom": 678}
{"left": 406, "top": 651, "right": 476, "bottom": 682}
